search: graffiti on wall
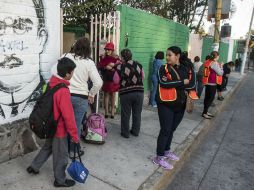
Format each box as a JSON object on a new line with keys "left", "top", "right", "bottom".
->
{"left": 0, "top": 0, "right": 60, "bottom": 124}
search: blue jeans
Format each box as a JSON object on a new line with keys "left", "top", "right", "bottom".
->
{"left": 69, "top": 96, "right": 88, "bottom": 150}
{"left": 150, "top": 75, "right": 158, "bottom": 106}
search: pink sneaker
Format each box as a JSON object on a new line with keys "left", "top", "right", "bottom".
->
{"left": 153, "top": 156, "right": 173, "bottom": 170}
{"left": 164, "top": 151, "right": 180, "bottom": 161}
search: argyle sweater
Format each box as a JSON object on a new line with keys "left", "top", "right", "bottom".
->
{"left": 115, "top": 60, "right": 144, "bottom": 95}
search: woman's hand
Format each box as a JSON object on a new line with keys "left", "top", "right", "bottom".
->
{"left": 184, "top": 79, "right": 190, "bottom": 85}
{"left": 88, "top": 96, "right": 94, "bottom": 104}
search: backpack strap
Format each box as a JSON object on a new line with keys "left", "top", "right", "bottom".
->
{"left": 49, "top": 83, "right": 68, "bottom": 94}
{"left": 49, "top": 83, "right": 68, "bottom": 122}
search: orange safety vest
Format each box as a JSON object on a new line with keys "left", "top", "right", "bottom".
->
{"left": 159, "top": 64, "right": 177, "bottom": 102}
{"left": 187, "top": 69, "right": 199, "bottom": 100}
{"left": 202, "top": 60, "right": 222, "bottom": 85}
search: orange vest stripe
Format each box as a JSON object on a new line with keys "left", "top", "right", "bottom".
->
{"left": 159, "top": 64, "right": 177, "bottom": 102}
{"left": 188, "top": 90, "right": 199, "bottom": 100}
{"left": 202, "top": 60, "right": 222, "bottom": 85}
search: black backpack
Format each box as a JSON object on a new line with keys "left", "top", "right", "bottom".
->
{"left": 29, "top": 83, "right": 67, "bottom": 139}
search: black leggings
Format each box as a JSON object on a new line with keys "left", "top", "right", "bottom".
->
{"left": 156, "top": 104, "right": 185, "bottom": 156}
{"left": 203, "top": 85, "right": 217, "bottom": 114}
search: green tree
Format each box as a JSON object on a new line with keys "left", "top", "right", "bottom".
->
{"left": 61, "top": 0, "right": 117, "bottom": 31}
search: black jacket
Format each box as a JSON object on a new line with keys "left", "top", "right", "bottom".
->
{"left": 156, "top": 63, "right": 196, "bottom": 109}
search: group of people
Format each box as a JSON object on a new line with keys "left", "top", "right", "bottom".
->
{"left": 26, "top": 36, "right": 236, "bottom": 187}
{"left": 26, "top": 37, "right": 145, "bottom": 187}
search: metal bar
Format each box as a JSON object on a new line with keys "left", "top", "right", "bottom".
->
{"left": 95, "top": 14, "right": 98, "bottom": 64}
{"left": 90, "top": 15, "right": 94, "bottom": 60}
{"left": 103, "top": 13, "right": 107, "bottom": 40}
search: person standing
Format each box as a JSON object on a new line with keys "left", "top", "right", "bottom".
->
{"left": 52, "top": 38, "right": 103, "bottom": 154}
{"left": 27, "top": 57, "right": 79, "bottom": 187}
{"left": 149, "top": 51, "right": 164, "bottom": 107}
{"left": 222, "top": 61, "right": 234, "bottom": 91}
{"left": 98, "top": 42, "right": 121, "bottom": 119}
{"left": 202, "top": 51, "right": 223, "bottom": 119}
{"left": 196, "top": 55, "right": 211, "bottom": 98}
{"left": 153, "top": 46, "right": 197, "bottom": 170}
{"left": 193, "top": 56, "right": 203, "bottom": 73}
{"left": 113, "top": 49, "right": 145, "bottom": 138}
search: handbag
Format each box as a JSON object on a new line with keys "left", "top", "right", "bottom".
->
{"left": 67, "top": 144, "right": 89, "bottom": 183}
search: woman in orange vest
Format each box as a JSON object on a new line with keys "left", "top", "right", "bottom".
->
{"left": 202, "top": 51, "right": 223, "bottom": 119}
{"left": 153, "top": 46, "right": 197, "bottom": 170}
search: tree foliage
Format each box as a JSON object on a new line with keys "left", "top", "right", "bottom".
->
{"left": 61, "top": 0, "right": 118, "bottom": 30}
{"left": 61, "top": 0, "right": 209, "bottom": 32}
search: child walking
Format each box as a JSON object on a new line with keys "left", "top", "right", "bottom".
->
{"left": 27, "top": 57, "right": 79, "bottom": 188}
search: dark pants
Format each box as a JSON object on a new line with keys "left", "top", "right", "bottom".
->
{"left": 203, "top": 85, "right": 217, "bottom": 114}
{"left": 120, "top": 92, "right": 144, "bottom": 137}
{"left": 156, "top": 104, "right": 185, "bottom": 156}
{"left": 222, "top": 76, "right": 228, "bottom": 89}
{"left": 30, "top": 137, "right": 68, "bottom": 185}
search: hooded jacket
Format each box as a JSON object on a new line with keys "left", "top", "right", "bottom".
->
{"left": 49, "top": 75, "right": 78, "bottom": 143}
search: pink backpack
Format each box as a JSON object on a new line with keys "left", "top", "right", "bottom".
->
{"left": 82, "top": 113, "right": 107, "bottom": 144}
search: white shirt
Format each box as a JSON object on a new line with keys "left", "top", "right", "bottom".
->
{"left": 51, "top": 53, "right": 102, "bottom": 97}
{"left": 194, "top": 61, "right": 203, "bottom": 73}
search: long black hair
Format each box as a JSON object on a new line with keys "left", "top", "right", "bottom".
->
{"left": 167, "top": 46, "right": 193, "bottom": 69}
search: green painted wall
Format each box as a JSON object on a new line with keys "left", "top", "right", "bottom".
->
{"left": 218, "top": 42, "right": 229, "bottom": 63}
{"left": 232, "top": 40, "right": 238, "bottom": 62}
{"left": 201, "top": 37, "right": 213, "bottom": 62}
{"left": 117, "top": 5, "right": 189, "bottom": 91}
{"left": 201, "top": 37, "right": 231, "bottom": 64}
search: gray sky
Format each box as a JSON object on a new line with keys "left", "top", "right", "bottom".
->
{"left": 204, "top": 0, "right": 254, "bottom": 39}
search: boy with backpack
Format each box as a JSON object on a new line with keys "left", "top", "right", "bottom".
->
{"left": 27, "top": 57, "right": 79, "bottom": 188}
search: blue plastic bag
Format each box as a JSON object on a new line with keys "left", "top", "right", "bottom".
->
{"left": 67, "top": 144, "right": 89, "bottom": 183}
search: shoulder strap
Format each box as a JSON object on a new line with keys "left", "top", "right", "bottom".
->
{"left": 49, "top": 83, "right": 68, "bottom": 94}
{"left": 170, "top": 65, "right": 180, "bottom": 80}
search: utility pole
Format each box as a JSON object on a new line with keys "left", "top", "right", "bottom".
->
{"left": 240, "top": 6, "right": 254, "bottom": 75}
{"left": 213, "top": 0, "right": 222, "bottom": 51}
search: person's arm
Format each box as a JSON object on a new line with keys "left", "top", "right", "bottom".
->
{"left": 185, "top": 67, "right": 196, "bottom": 90}
{"left": 211, "top": 62, "right": 224, "bottom": 76}
{"left": 57, "top": 89, "right": 78, "bottom": 143}
{"left": 158, "top": 66, "right": 186, "bottom": 88}
{"left": 141, "top": 68, "right": 145, "bottom": 81}
{"left": 88, "top": 61, "right": 103, "bottom": 97}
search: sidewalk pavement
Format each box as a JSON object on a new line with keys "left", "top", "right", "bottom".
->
{"left": 0, "top": 72, "right": 245, "bottom": 190}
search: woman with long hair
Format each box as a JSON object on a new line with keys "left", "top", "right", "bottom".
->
{"left": 52, "top": 37, "right": 103, "bottom": 154}
{"left": 153, "top": 46, "right": 197, "bottom": 170}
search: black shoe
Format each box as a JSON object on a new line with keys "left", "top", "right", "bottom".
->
{"left": 110, "top": 115, "right": 114, "bottom": 119}
{"left": 54, "top": 179, "right": 75, "bottom": 187}
{"left": 130, "top": 130, "right": 139, "bottom": 137}
{"left": 26, "top": 166, "right": 39, "bottom": 175}
{"left": 120, "top": 133, "right": 129, "bottom": 138}
{"left": 105, "top": 115, "right": 109, "bottom": 119}
{"left": 79, "top": 150, "right": 85, "bottom": 157}
{"left": 217, "top": 97, "right": 224, "bottom": 101}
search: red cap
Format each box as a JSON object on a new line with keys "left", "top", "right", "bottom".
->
{"left": 104, "top": 42, "right": 115, "bottom": 51}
